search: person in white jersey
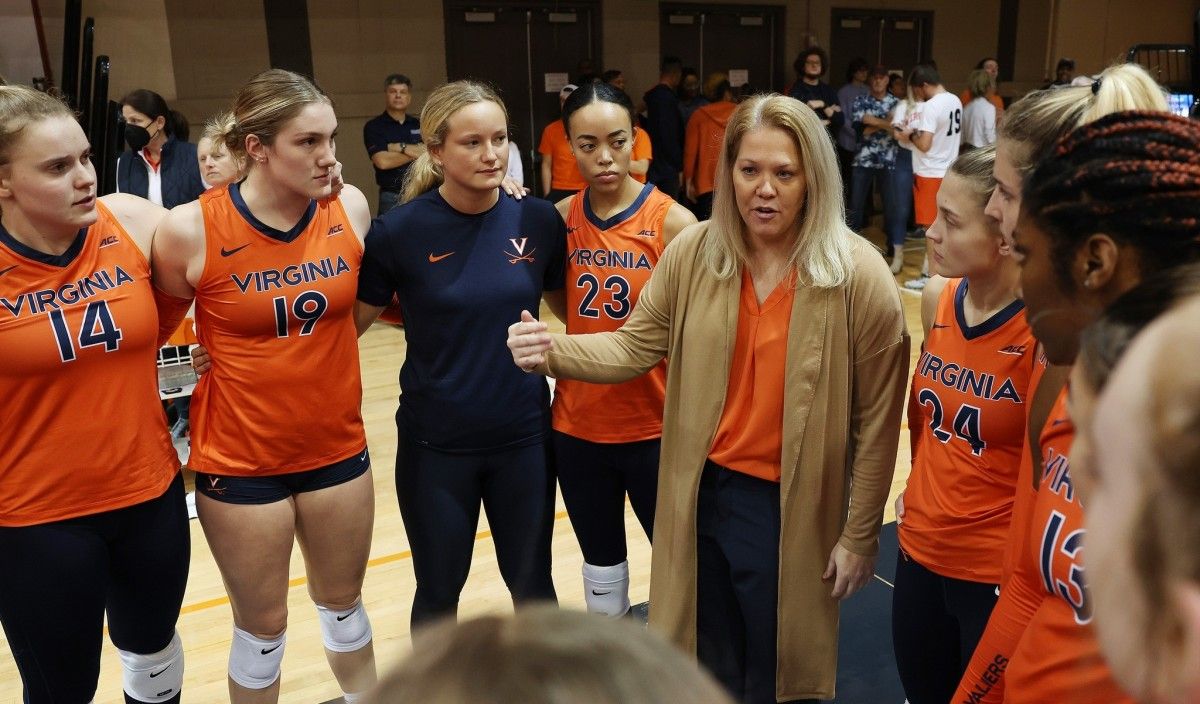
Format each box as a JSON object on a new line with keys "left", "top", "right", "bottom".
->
{"left": 895, "top": 63, "right": 962, "bottom": 289}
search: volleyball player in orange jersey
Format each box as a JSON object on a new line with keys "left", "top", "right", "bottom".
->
{"left": 952, "top": 110, "right": 1200, "bottom": 704}
{"left": 153, "top": 69, "right": 377, "bottom": 703}
{"left": 0, "top": 86, "right": 189, "bottom": 704}
{"left": 890, "top": 146, "right": 1034, "bottom": 704}
{"left": 552, "top": 81, "right": 696, "bottom": 616}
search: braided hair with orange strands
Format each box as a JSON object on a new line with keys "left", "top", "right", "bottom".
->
{"left": 1022, "top": 110, "right": 1200, "bottom": 286}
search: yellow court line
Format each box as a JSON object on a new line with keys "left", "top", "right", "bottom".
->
{"left": 179, "top": 510, "right": 571, "bottom": 616}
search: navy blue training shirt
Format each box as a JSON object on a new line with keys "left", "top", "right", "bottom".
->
{"left": 358, "top": 188, "right": 566, "bottom": 453}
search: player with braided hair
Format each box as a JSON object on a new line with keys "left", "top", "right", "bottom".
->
{"left": 953, "top": 110, "right": 1200, "bottom": 704}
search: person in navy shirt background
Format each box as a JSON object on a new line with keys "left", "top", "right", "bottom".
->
{"left": 356, "top": 80, "right": 566, "bottom": 628}
{"left": 363, "top": 74, "right": 424, "bottom": 215}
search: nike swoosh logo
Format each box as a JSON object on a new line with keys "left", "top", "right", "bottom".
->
{"left": 149, "top": 664, "right": 171, "bottom": 678}
{"left": 428, "top": 251, "right": 455, "bottom": 263}
{"left": 360, "top": 451, "right": 368, "bottom": 463}
{"left": 0, "top": 265, "right": 16, "bottom": 277}
{"left": 337, "top": 614, "right": 351, "bottom": 621}
{"left": 261, "top": 644, "right": 282, "bottom": 655}
{"left": 931, "top": 323, "right": 950, "bottom": 329}
{"left": 591, "top": 589, "right": 611, "bottom": 596}
{"left": 221, "top": 243, "right": 250, "bottom": 257}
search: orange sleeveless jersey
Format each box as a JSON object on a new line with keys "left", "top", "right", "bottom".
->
{"left": 551, "top": 186, "right": 672, "bottom": 442}
{"left": 0, "top": 202, "right": 177, "bottom": 526}
{"left": 900, "top": 278, "right": 1035, "bottom": 583}
{"left": 189, "top": 187, "right": 366, "bottom": 476}
{"left": 953, "top": 387, "right": 1132, "bottom": 704}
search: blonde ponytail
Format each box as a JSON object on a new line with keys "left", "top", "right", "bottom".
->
{"left": 401, "top": 151, "right": 442, "bottom": 204}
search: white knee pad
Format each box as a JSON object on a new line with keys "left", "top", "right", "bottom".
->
{"left": 582, "top": 561, "right": 631, "bottom": 617}
{"left": 229, "top": 627, "right": 285, "bottom": 690}
{"left": 118, "top": 631, "right": 184, "bottom": 703}
{"left": 316, "top": 599, "right": 373, "bottom": 653}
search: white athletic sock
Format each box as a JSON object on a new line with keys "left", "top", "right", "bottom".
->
{"left": 582, "top": 561, "right": 631, "bottom": 617}
{"left": 342, "top": 692, "right": 366, "bottom": 703}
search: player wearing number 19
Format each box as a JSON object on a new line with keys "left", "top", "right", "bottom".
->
{"left": 552, "top": 82, "right": 696, "bottom": 617}
{"left": 0, "top": 85, "right": 190, "bottom": 703}
{"left": 153, "top": 70, "right": 378, "bottom": 703}
{"left": 890, "top": 146, "right": 1034, "bottom": 704}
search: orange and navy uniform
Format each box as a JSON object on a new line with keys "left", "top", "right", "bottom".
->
{"left": 630, "top": 127, "right": 653, "bottom": 184}
{"left": 553, "top": 184, "right": 673, "bottom": 443}
{"left": 538, "top": 120, "right": 587, "bottom": 192}
{"left": 188, "top": 184, "right": 366, "bottom": 476}
{"left": 0, "top": 202, "right": 177, "bottom": 526}
{"left": 901, "top": 278, "right": 1035, "bottom": 583}
{"left": 953, "top": 387, "right": 1133, "bottom": 704}
{"left": 1001, "top": 347, "right": 1050, "bottom": 587}
{"left": 708, "top": 268, "right": 797, "bottom": 482}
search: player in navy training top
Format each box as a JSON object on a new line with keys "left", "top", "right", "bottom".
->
{"left": 358, "top": 187, "right": 566, "bottom": 451}
{"left": 355, "top": 80, "right": 565, "bottom": 627}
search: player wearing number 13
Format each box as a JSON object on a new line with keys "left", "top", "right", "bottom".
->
{"left": 153, "top": 70, "right": 379, "bottom": 702}
{"left": 891, "top": 147, "right": 1034, "bottom": 704}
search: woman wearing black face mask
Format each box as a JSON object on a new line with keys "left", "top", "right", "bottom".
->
{"left": 116, "top": 88, "right": 204, "bottom": 209}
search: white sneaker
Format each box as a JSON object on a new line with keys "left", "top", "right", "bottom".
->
{"left": 904, "top": 275, "right": 929, "bottom": 290}
{"left": 890, "top": 245, "right": 904, "bottom": 274}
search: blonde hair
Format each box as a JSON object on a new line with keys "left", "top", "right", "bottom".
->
{"left": 967, "top": 69, "right": 994, "bottom": 100}
{"left": 948, "top": 144, "right": 998, "bottom": 207}
{"left": 999, "top": 62, "right": 1168, "bottom": 175}
{"left": 705, "top": 94, "right": 854, "bottom": 288}
{"left": 226, "top": 69, "right": 332, "bottom": 168}
{"left": 401, "top": 80, "right": 507, "bottom": 204}
{"left": 368, "top": 607, "right": 733, "bottom": 704}
{"left": 200, "top": 110, "right": 236, "bottom": 147}
{"left": 0, "top": 84, "right": 74, "bottom": 167}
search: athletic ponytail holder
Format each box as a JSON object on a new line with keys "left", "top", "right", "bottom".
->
{"left": 1092, "top": 78, "right": 1102, "bottom": 95}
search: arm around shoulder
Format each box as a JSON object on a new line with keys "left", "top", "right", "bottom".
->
{"left": 99, "top": 193, "right": 168, "bottom": 259}
{"left": 337, "top": 183, "right": 373, "bottom": 245}
{"left": 151, "top": 200, "right": 206, "bottom": 298}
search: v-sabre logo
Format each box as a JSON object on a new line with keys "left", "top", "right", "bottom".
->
{"left": 505, "top": 236, "right": 536, "bottom": 264}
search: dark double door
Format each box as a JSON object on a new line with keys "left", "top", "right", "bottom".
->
{"left": 659, "top": 3, "right": 787, "bottom": 94}
{"left": 444, "top": 1, "right": 601, "bottom": 193}
{"left": 829, "top": 8, "right": 933, "bottom": 85}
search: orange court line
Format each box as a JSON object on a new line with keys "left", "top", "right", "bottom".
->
{"left": 178, "top": 510, "right": 571, "bottom": 616}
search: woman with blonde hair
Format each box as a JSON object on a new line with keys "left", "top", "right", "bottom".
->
{"left": 368, "top": 606, "right": 734, "bottom": 704}
{"left": 0, "top": 85, "right": 189, "bottom": 704}
{"left": 196, "top": 111, "right": 245, "bottom": 189}
{"left": 508, "top": 94, "right": 909, "bottom": 703}
{"left": 961, "top": 69, "right": 997, "bottom": 150}
{"left": 355, "top": 80, "right": 566, "bottom": 629}
{"left": 154, "top": 68, "right": 378, "bottom": 703}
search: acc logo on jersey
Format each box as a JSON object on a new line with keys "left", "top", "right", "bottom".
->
{"left": 99, "top": 235, "right": 120, "bottom": 248}
{"left": 505, "top": 236, "right": 536, "bottom": 264}
{"left": 327, "top": 224, "right": 344, "bottom": 237}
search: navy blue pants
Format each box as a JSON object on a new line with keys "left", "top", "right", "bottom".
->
{"left": 553, "top": 431, "right": 659, "bottom": 566}
{"left": 396, "top": 430, "right": 557, "bottom": 628}
{"left": 695, "top": 462, "right": 816, "bottom": 704}
{"left": 0, "top": 474, "right": 189, "bottom": 704}
{"left": 891, "top": 547, "right": 999, "bottom": 704}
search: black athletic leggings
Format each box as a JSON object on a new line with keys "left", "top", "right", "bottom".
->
{"left": 0, "top": 474, "right": 190, "bottom": 704}
{"left": 396, "top": 430, "right": 557, "bottom": 628}
{"left": 891, "top": 547, "right": 999, "bottom": 704}
{"left": 553, "top": 431, "right": 659, "bottom": 567}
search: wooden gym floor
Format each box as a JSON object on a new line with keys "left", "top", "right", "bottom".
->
{"left": 0, "top": 226, "right": 926, "bottom": 704}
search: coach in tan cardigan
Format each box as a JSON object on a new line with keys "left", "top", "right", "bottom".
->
{"left": 509, "top": 94, "right": 909, "bottom": 703}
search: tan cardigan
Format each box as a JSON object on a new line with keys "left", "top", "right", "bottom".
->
{"left": 541, "top": 225, "right": 909, "bottom": 701}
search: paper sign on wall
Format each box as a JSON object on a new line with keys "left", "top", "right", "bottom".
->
{"left": 545, "top": 73, "right": 570, "bottom": 93}
{"left": 728, "top": 69, "right": 749, "bottom": 87}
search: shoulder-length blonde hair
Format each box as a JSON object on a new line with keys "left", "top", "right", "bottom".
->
{"left": 706, "top": 94, "right": 854, "bottom": 288}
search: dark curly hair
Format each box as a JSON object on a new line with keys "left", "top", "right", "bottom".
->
{"left": 1022, "top": 110, "right": 1200, "bottom": 289}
